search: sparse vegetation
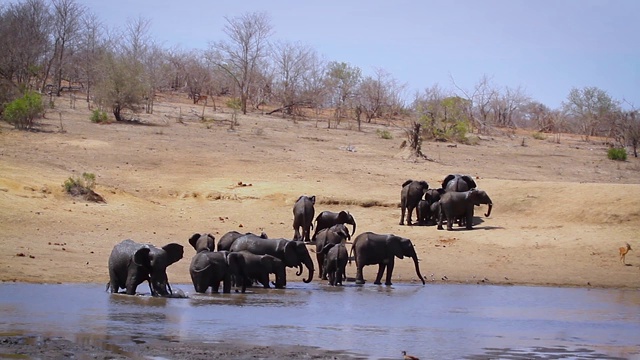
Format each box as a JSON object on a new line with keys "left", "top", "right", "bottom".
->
{"left": 607, "top": 147, "right": 627, "bottom": 161}
{"left": 3, "top": 91, "right": 44, "bottom": 130}
{"left": 532, "top": 131, "right": 547, "bottom": 140}
{"left": 376, "top": 129, "right": 393, "bottom": 139}
{"left": 63, "top": 172, "right": 104, "bottom": 202}
{"left": 90, "top": 109, "right": 108, "bottom": 123}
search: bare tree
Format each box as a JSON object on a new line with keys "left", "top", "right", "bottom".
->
{"left": 48, "top": 0, "right": 84, "bottom": 96}
{"left": 355, "top": 68, "right": 406, "bottom": 130}
{"left": 490, "top": 85, "right": 530, "bottom": 129}
{"left": 562, "top": 86, "right": 619, "bottom": 140}
{"left": 325, "top": 61, "right": 361, "bottom": 128}
{"left": 209, "top": 11, "right": 273, "bottom": 114}
{"left": 299, "top": 52, "right": 328, "bottom": 118}
{"left": 269, "top": 40, "right": 313, "bottom": 117}
{"left": 74, "top": 11, "right": 106, "bottom": 105}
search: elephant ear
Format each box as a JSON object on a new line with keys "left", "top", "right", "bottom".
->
{"left": 462, "top": 175, "right": 477, "bottom": 189}
{"left": 259, "top": 231, "right": 268, "bottom": 239}
{"left": 188, "top": 233, "right": 201, "bottom": 251}
{"left": 420, "top": 181, "right": 429, "bottom": 190}
{"left": 133, "top": 246, "right": 152, "bottom": 268}
{"left": 442, "top": 174, "right": 456, "bottom": 189}
{"left": 283, "top": 241, "right": 299, "bottom": 267}
{"left": 387, "top": 235, "right": 404, "bottom": 259}
{"left": 206, "top": 234, "right": 215, "bottom": 251}
{"left": 402, "top": 179, "right": 413, "bottom": 188}
{"left": 309, "top": 195, "right": 316, "bottom": 205}
{"left": 162, "top": 243, "right": 184, "bottom": 265}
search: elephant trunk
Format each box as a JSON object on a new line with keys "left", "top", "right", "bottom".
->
{"left": 302, "top": 258, "right": 314, "bottom": 283}
{"left": 485, "top": 203, "right": 493, "bottom": 217}
{"left": 296, "top": 263, "right": 303, "bottom": 276}
{"left": 350, "top": 221, "right": 356, "bottom": 238}
{"left": 412, "top": 254, "right": 426, "bottom": 285}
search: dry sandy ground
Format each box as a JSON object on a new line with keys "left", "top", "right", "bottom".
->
{"left": 1, "top": 93, "right": 639, "bottom": 290}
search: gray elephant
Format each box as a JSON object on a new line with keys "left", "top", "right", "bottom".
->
{"left": 217, "top": 230, "right": 267, "bottom": 251}
{"left": 230, "top": 234, "right": 315, "bottom": 283}
{"left": 322, "top": 243, "right": 348, "bottom": 286}
{"left": 188, "top": 233, "right": 215, "bottom": 252}
{"left": 442, "top": 174, "right": 477, "bottom": 192}
{"left": 108, "top": 239, "right": 184, "bottom": 296}
{"left": 437, "top": 189, "right": 493, "bottom": 230}
{"left": 416, "top": 188, "right": 445, "bottom": 225}
{"left": 312, "top": 210, "right": 356, "bottom": 240}
{"left": 315, "top": 224, "right": 350, "bottom": 280}
{"left": 235, "top": 250, "right": 286, "bottom": 289}
{"left": 400, "top": 180, "right": 429, "bottom": 226}
{"left": 350, "top": 232, "right": 425, "bottom": 286}
{"left": 189, "top": 251, "right": 247, "bottom": 293}
{"left": 293, "top": 195, "right": 316, "bottom": 242}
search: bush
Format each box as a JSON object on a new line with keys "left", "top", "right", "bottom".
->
{"left": 90, "top": 109, "right": 109, "bottom": 123}
{"left": 3, "top": 91, "right": 44, "bottom": 130}
{"left": 226, "top": 98, "right": 242, "bottom": 110}
{"left": 607, "top": 147, "right": 627, "bottom": 161}
{"left": 64, "top": 172, "right": 96, "bottom": 193}
{"left": 532, "top": 132, "right": 547, "bottom": 140}
{"left": 376, "top": 129, "right": 393, "bottom": 139}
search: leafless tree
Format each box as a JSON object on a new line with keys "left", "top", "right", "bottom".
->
{"left": 355, "top": 68, "right": 406, "bottom": 130}
{"left": 490, "top": 85, "right": 530, "bottom": 129}
{"left": 324, "top": 61, "right": 361, "bottom": 128}
{"left": 269, "top": 40, "right": 313, "bottom": 117}
{"left": 46, "top": 0, "right": 84, "bottom": 96}
{"left": 209, "top": 11, "right": 273, "bottom": 114}
{"left": 562, "top": 86, "right": 620, "bottom": 141}
{"left": 299, "top": 52, "right": 328, "bottom": 118}
{"left": 74, "top": 11, "right": 106, "bottom": 105}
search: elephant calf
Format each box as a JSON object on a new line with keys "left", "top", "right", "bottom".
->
{"left": 190, "top": 251, "right": 246, "bottom": 294}
{"left": 437, "top": 189, "right": 493, "bottom": 231}
{"left": 236, "top": 251, "right": 286, "bottom": 289}
{"left": 322, "top": 243, "right": 348, "bottom": 286}
{"left": 108, "top": 239, "right": 184, "bottom": 296}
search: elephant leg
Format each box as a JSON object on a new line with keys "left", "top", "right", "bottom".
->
{"left": 328, "top": 271, "right": 335, "bottom": 286}
{"left": 374, "top": 264, "right": 386, "bottom": 285}
{"left": 400, "top": 205, "right": 406, "bottom": 225}
{"left": 437, "top": 211, "right": 444, "bottom": 230}
{"left": 407, "top": 206, "right": 414, "bottom": 226}
{"left": 446, "top": 214, "right": 454, "bottom": 231}
{"left": 222, "top": 274, "right": 231, "bottom": 294}
{"left": 260, "top": 274, "right": 271, "bottom": 288}
{"left": 355, "top": 265, "right": 365, "bottom": 285}
{"left": 385, "top": 259, "right": 395, "bottom": 286}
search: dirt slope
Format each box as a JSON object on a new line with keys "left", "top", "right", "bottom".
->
{"left": 1, "top": 94, "right": 639, "bottom": 289}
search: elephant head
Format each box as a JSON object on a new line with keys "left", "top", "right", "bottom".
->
{"left": 442, "top": 174, "right": 477, "bottom": 192}
{"left": 386, "top": 235, "right": 426, "bottom": 285}
{"left": 336, "top": 211, "right": 356, "bottom": 237}
{"left": 291, "top": 240, "right": 314, "bottom": 283}
{"left": 188, "top": 233, "right": 215, "bottom": 253}
{"left": 331, "top": 223, "right": 351, "bottom": 241}
{"left": 469, "top": 189, "right": 493, "bottom": 217}
{"left": 134, "top": 243, "right": 184, "bottom": 296}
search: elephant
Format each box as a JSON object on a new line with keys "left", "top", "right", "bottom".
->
{"left": 189, "top": 251, "right": 247, "bottom": 294}
{"left": 350, "top": 232, "right": 425, "bottom": 286}
{"left": 437, "top": 189, "right": 493, "bottom": 231}
{"left": 312, "top": 210, "right": 356, "bottom": 240}
{"left": 188, "top": 233, "right": 215, "bottom": 253}
{"left": 314, "top": 224, "right": 350, "bottom": 280}
{"left": 322, "top": 243, "right": 348, "bottom": 286}
{"left": 229, "top": 234, "right": 315, "bottom": 283}
{"left": 416, "top": 188, "right": 445, "bottom": 225}
{"left": 442, "top": 174, "right": 477, "bottom": 192}
{"left": 217, "top": 230, "right": 268, "bottom": 251}
{"left": 108, "top": 239, "right": 184, "bottom": 296}
{"left": 292, "top": 195, "right": 315, "bottom": 242}
{"left": 399, "top": 180, "right": 429, "bottom": 226}
{"left": 235, "top": 250, "right": 286, "bottom": 289}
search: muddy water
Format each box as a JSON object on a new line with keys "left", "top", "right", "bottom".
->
{"left": 0, "top": 282, "right": 639, "bottom": 359}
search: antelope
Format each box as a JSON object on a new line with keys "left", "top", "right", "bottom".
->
{"left": 194, "top": 94, "right": 208, "bottom": 104}
{"left": 619, "top": 243, "right": 632, "bottom": 264}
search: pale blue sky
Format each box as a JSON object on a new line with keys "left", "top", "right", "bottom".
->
{"left": 82, "top": 0, "right": 639, "bottom": 109}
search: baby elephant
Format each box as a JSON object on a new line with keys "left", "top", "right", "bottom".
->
{"left": 322, "top": 243, "right": 348, "bottom": 286}
{"left": 108, "top": 239, "right": 184, "bottom": 296}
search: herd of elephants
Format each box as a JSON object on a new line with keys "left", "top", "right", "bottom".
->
{"left": 107, "top": 174, "right": 493, "bottom": 297}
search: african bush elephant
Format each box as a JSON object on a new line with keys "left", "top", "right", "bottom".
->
{"left": 322, "top": 243, "right": 348, "bottom": 286}
{"left": 293, "top": 195, "right": 316, "bottom": 242}
{"left": 189, "top": 251, "right": 246, "bottom": 293}
{"left": 437, "top": 189, "right": 493, "bottom": 231}
{"left": 442, "top": 174, "right": 477, "bottom": 192}
{"left": 188, "top": 233, "right": 215, "bottom": 252}
{"left": 314, "top": 224, "right": 350, "bottom": 280}
{"left": 400, "top": 180, "right": 429, "bottom": 226}
{"left": 108, "top": 239, "right": 184, "bottom": 296}
{"left": 312, "top": 210, "right": 356, "bottom": 240}
{"left": 350, "top": 232, "right": 425, "bottom": 286}
{"left": 217, "top": 231, "right": 268, "bottom": 251}
{"left": 416, "top": 188, "right": 445, "bottom": 225}
{"left": 235, "top": 250, "right": 286, "bottom": 289}
{"left": 230, "top": 234, "right": 315, "bottom": 283}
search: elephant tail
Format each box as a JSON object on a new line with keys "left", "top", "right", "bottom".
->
{"left": 105, "top": 282, "right": 110, "bottom": 292}
{"left": 348, "top": 244, "right": 354, "bottom": 265}
{"left": 191, "top": 264, "right": 212, "bottom": 273}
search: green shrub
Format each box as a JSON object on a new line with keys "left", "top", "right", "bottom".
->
{"left": 226, "top": 98, "right": 242, "bottom": 110}
{"left": 532, "top": 132, "right": 547, "bottom": 140}
{"left": 376, "top": 129, "right": 393, "bottom": 139}
{"left": 90, "top": 109, "right": 109, "bottom": 123}
{"left": 64, "top": 172, "right": 96, "bottom": 193}
{"left": 3, "top": 91, "right": 44, "bottom": 130}
{"left": 607, "top": 147, "right": 627, "bottom": 161}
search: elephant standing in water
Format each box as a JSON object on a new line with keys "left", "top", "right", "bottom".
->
{"left": 350, "top": 232, "right": 425, "bottom": 286}
{"left": 217, "top": 230, "right": 267, "bottom": 251}
{"left": 312, "top": 210, "right": 356, "bottom": 240}
{"left": 234, "top": 250, "right": 286, "bottom": 289}
{"left": 292, "top": 195, "right": 315, "bottom": 242}
{"left": 399, "top": 180, "right": 429, "bottom": 226}
{"left": 108, "top": 239, "right": 184, "bottom": 296}
{"left": 437, "top": 189, "right": 493, "bottom": 230}
{"left": 230, "top": 234, "right": 315, "bottom": 283}
{"left": 322, "top": 243, "right": 348, "bottom": 286}
{"left": 189, "top": 251, "right": 247, "bottom": 293}
{"left": 314, "top": 224, "right": 350, "bottom": 279}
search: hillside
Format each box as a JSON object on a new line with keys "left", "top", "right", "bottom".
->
{"left": 1, "top": 93, "right": 639, "bottom": 288}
